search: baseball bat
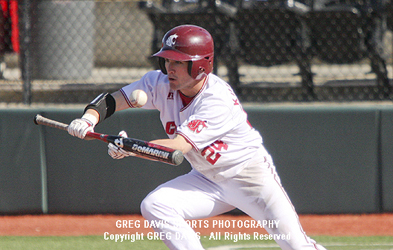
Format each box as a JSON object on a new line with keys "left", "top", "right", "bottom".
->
{"left": 33, "top": 114, "right": 184, "bottom": 166}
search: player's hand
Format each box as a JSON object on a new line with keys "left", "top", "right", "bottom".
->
{"left": 108, "top": 130, "right": 136, "bottom": 159}
{"left": 67, "top": 118, "right": 95, "bottom": 139}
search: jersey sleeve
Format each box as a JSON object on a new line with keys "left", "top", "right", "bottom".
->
{"left": 120, "top": 70, "right": 166, "bottom": 110}
{"left": 177, "top": 100, "right": 240, "bottom": 151}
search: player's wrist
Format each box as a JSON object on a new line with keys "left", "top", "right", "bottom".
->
{"left": 81, "top": 113, "right": 98, "bottom": 127}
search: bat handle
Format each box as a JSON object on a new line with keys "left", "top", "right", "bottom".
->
{"left": 34, "top": 114, "right": 100, "bottom": 142}
{"left": 34, "top": 114, "right": 69, "bottom": 131}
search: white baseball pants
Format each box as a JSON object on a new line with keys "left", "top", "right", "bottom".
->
{"left": 141, "top": 149, "right": 327, "bottom": 250}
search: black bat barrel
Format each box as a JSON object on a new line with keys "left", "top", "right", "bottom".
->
{"left": 106, "top": 135, "right": 184, "bottom": 166}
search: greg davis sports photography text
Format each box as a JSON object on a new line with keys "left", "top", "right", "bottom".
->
{"left": 103, "top": 218, "right": 290, "bottom": 243}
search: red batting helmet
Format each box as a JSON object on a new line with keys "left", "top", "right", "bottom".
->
{"left": 152, "top": 25, "right": 214, "bottom": 80}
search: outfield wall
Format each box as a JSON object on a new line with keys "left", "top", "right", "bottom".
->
{"left": 1, "top": 104, "right": 392, "bottom": 215}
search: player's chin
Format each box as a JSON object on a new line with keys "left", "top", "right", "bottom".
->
{"left": 169, "top": 80, "right": 180, "bottom": 91}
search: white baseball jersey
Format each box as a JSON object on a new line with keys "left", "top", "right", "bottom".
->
{"left": 120, "top": 70, "right": 264, "bottom": 182}
{"left": 130, "top": 71, "right": 327, "bottom": 250}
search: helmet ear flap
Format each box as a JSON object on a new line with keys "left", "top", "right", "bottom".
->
{"left": 158, "top": 57, "right": 167, "bottom": 74}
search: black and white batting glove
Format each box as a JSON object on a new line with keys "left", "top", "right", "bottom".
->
{"left": 67, "top": 118, "right": 95, "bottom": 139}
{"left": 108, "top": 130, "right": 136, "bottom": 159}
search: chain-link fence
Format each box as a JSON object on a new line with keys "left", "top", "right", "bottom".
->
{"left": 0, "top": 0, "right": 392, "bottom": 103}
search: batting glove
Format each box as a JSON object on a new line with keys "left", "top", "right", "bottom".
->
{"left": 67, "top": 118, "right": 95, "bottom": 139}
{"left": 108, "top": 130, "right": 136, "bottom": 159}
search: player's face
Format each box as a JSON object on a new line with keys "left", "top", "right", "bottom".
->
{"left": 165, "top": 59, "right": 201, "bottom": 96}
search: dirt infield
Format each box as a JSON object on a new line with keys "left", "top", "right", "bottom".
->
{"left": 0, "top": 213, "right": 392, "bottom": 237}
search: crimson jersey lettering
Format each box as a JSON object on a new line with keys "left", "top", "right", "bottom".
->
{"left": 187, "top": 120, "right": 207, "bottom": 133}
{"left": 201, "top": 140, "right": 228, "bottom": 165}
{"left": 166, "top": 121, "right": 177, "bottom": 135}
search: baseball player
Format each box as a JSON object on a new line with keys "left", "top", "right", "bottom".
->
{"left": 67, "top": 25, "right": 327, "bottom": 250}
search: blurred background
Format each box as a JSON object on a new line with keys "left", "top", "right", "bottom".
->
{"left": 0, "top": 0, "right": 392, "bottom": 104}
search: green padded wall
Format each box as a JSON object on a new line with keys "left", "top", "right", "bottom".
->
{"left": 1, "top": 104, "right": 392, "bottom": 214}
{"left": 380, "top": 108, "right": 393, "bottom": 212}
{"left": 0, "top": 109, "right": 42, "bottom": 214}
{"left": 246, "top": 105, "right": 380, "bottom": 214}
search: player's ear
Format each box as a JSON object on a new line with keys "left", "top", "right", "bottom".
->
{"left": 198, "top": 67, "right": 206, "bottom": 77}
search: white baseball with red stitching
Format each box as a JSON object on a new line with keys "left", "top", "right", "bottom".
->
{"left": 130, "top": 89, "right": 148, "bottom": 108}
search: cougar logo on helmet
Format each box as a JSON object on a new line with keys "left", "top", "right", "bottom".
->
{"left": 166, "top": 34, "right": 178, "bottom": 47}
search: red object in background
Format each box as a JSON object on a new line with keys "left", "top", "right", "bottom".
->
{"left": 0, "top": 0, "right": 19, "bottom": 53}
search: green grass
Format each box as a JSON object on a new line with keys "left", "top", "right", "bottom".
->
{"left": 0, "top": 235, "right": 392, "bottom": 249}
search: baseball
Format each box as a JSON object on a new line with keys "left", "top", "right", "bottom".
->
{"left": 130, "top": 89, "right": 148, "bottom": 108}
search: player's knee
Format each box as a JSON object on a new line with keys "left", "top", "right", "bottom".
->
{"left": 140, "top": 195, "right": 153, "bottom": 219}
{"left": 140, "top": 192, "right": 171, "bottom": 220}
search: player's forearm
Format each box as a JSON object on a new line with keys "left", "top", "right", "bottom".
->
{"left": 151, "top": 135, "right": 192, "bottom": 154}
{"left": 81, "top": 91, "right": 133, "bottom": 124}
